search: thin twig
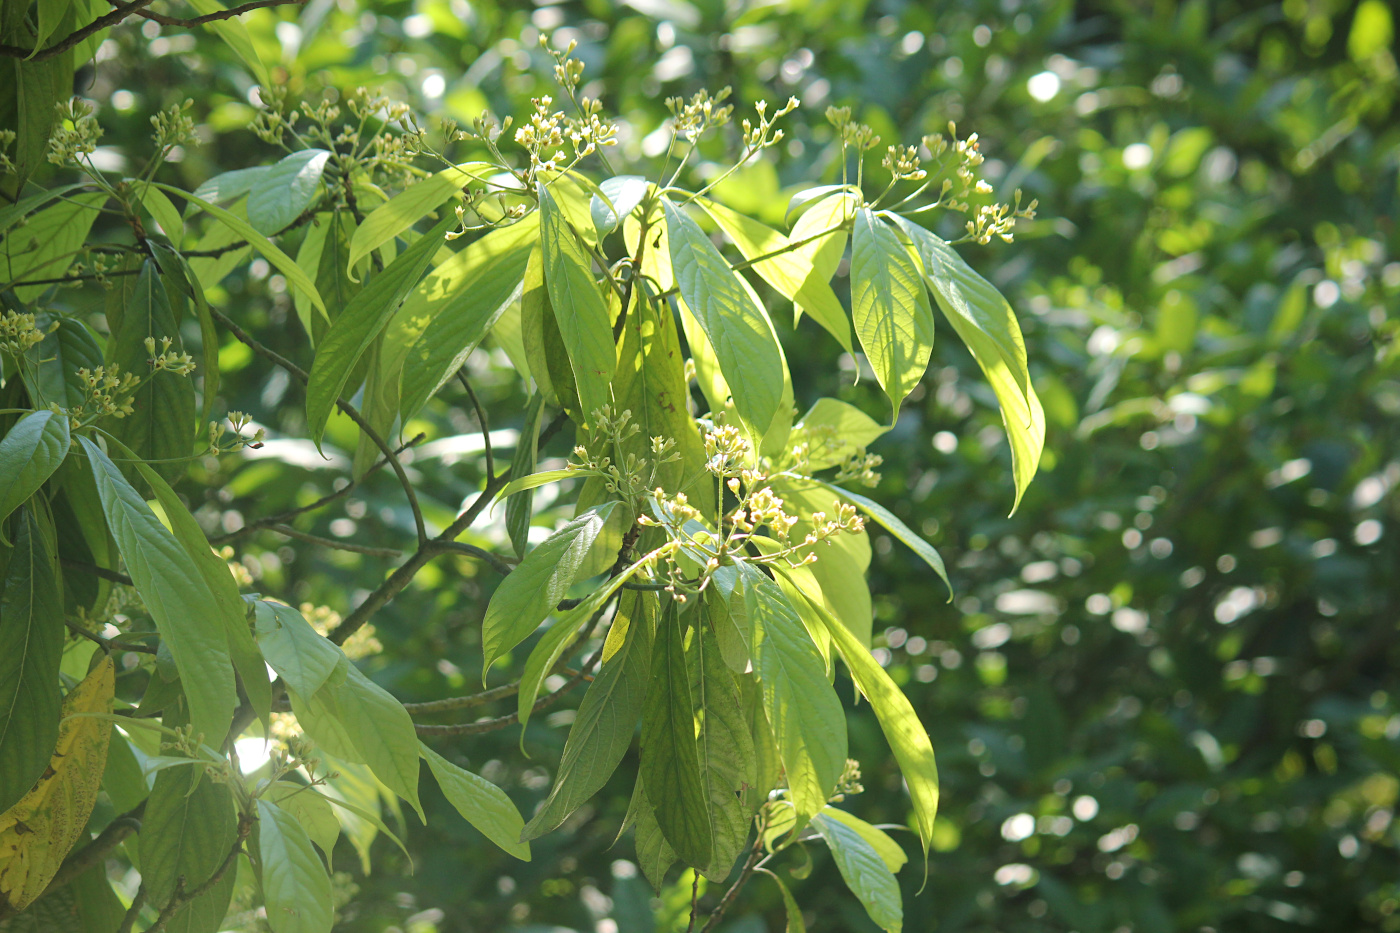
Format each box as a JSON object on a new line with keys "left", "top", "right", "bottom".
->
{"left": 116, "top": 885, "right": 147, "bottom": 933}
{"left": 422, "top": 540, "right": 517, "bottom": 576}
{"left": 267, "top": 523, "right": 402, "bottom": 558}
{"left": 65, "top": 618, "right": 158, "bottom": 655}
{"left": 43, "top": 803, "right": 146, "bottom": 896}
{"left": 0, "top": 0, "right": 157, "bottom": 62}
{"left": 122, "top": 0, "right": 306, "bottom": 28}
{"left": 456, "top": 369, "right": 495, "bottom": 480}
{"left": 143, "top": 819, "right": 250, "bottom": 933}
{"left": 208, "top": 306, "right": 428, "bottom": 546}
{"left": 60, "top": 557, "right": 133, "bottom": 587}
{"left": 687, "top": 871, "right": 702, "bottom": 933}
{"left": 700, "top": 819, "right": 770, "bottom": 932}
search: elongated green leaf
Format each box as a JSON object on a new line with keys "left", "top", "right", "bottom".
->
{"left": 506, "top": 393, "right": 545, "bottom": 558}
{"left": 134, "top": 181, "right": 184, "bottom": 247}
{"left": 150, "top": 245, "right": 220, "bottom": 424}
{"left": 256, "top": 799, "right": 334, "bottom": 933}
{"left": 888, "top": 214, "right": 1045, "bottom": 512}
{"left": 482, "top": 501, "right": 619, "bottom": 676}
{"left": 383, "top": 215, "right": 538, "bottom": 422}
{"left": 793, "top": 398, "right": 887, "bottom": 471}
{"left": 697, "top": 196, "right": 852, "bottom": 352}
{"left": 770, "top": 479, "right": 873, "bottom": 647}
{"left": 22, "top": 315, "right": 101, "bottom": 414}
{"left": 2, "top": 40, "right": 71, "bottom": 200}
{"left": 292, "top": 663, "right": 423, "bottom": 819}
{"left": 639, "top": 601, "right": 711, "bottom": 869}
{"left": 348, "top": 162, "right": 491, "bottom": 274}
{"left": 254, "top": 599, "right": 345, "bottom": 700}
{"left": 812, "top": 812, "right": 903, "bottom": 932}
{"left": 305, "top": 214, "right": 453, "bottom": 448}
{"left": 538, "top": 182, "right": 616, "bottom": 424}
{"left": 850, "top": 209, "right": 934, "bottom": 418}
{"left": 247, "top": 149, "right": 331, "bottom": 234}
{"left": 758, "top": 867, "right": 808, "bottom": 933}
{"left": 813, "top": 480, "right": 950, "bottom": 597}
{"left": 516, "top": 549, "right": 654, "bottom": 729}
{"left": 627, "top": 775, "right": 677, "bottom": 892}
{"left": 797, "top": 589, "right": 939, "bottom": 860}
{"left": 664, "top": 199, "right": 784, "bottom": 433}
{"left": 0, "top": 411, "right": 70, "bottom": 539}
{"left": 591, "top": 175, "right": 650, "bottom": 237}
{"left": 523, "top": 591, "right": 653, "bottom": 839}
{"left": 77, "top": 437, "right": 236, "bottom": 745}
{"left": 2, "top": 192, "right": 106, "bottom": 301}
{"left": 492, "top": 468, "right": 584, "bottom": 504}
{"left": 140, "top": 765, "right": 238, "bottom": 909}
{"left": 191, "top": 166, "right": 269, "bottom": 204}
{"left": 266, "top": 782, "right": 341, "bottom": 862}
{"left": 0, "top": 506, "right": 64, "bottom": 814}
{"left": 130, "top": 454, "right": 270, "bottom": 731}
{"left": 739, "top": 565, "right": 847, "bottom": 824}
{"left": 185, "top": 0, "right": 269, "bottom": 85}
{"left": 317, "top": 758, "right": 379, "bottom": 873}
{"left": 155, "top": 183, "right": 326, "bottom": 318}
{"left": 0, "top": 184, "right": 87, "bottom": 240}
{"left": 420, "top": 743, "right": 530, "bottom": 860}
{"left": 822, "top": 807, "right": 906, "bottom": 873}
{"left": 689, "top": 616, "right": 754, "bottom": 880}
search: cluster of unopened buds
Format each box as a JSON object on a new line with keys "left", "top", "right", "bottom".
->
{"left": 830, "top": 758, "right": 866, "bottom": 802}
{"left": 826, "top": 105, "right": 881, "bottom": 151}
{"left": 964, "top": 189, "right": 1038, "bottom": 244}
{"left": 150, "top": 99, "right": 195, "bottom": 152}
{"left": 144, "top": 335, "right": 197, "bottom": 375}
{"left": 0, "top": 128, "right": 14, "bottom": 173}
{"left": 73, "top": 364, "right": 140, "bottom": 419}
{"left": 739, "top": 96, "right": 799, "bottom": 151}
{"left": 731, "top": 484, "right": 799, "bottom": 540}
{"left": 703, "top": 422, "right": 752, "bottom": 477}
{"left": 46, "top": 99, "right": 102, "bottom": 166}
{"left": 883, "top": 144, "right": 926, "bottom": 181}
{"left": 210, "top": 410, "right": 266, "bottom": 452}
{"left": 835, "top": 450, "right": 884, "bottom": 488}
{"left": 0, "top": 310, "right": 52, "bottom": 355}
{"left": 799, "top": 500, "right": 865, "bottom": 550}
{"left": 515, "top": 96, "right": 567, "bottom": 172}
{"left": 667, "top": 87, "right": 735, "bottom": 143}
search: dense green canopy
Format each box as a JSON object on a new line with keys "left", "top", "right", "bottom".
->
{"left": 1, "top": 1, "right": 1396, "bottom": 932}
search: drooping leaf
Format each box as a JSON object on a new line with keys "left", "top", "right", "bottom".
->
{"left": 821, "top": 807, "right": 907, "bottom": 873}
{"left": 849, "top": 209, "right": 935, "bottom": 419}
{"left": 638, "top": 601, "right": 711, "bottom": 869}
{"left": 812, "top": 812, "right": 903, "bottom": 932}
{"left": 133, "top": 181, "right": 184, "bottom": 247}
{"left": 664, "top": 199, "right": 784, "bottom": 434}
{"left": 481, "top": 501, "right": 619, "bottom": 676}
{"left": 538, "top": 181, "right": 616, "bottom": 425}
{"left": 156, "top": 183, "right": 326, "bottom": 319}
{"left": 105, "top": 260, "right": 196, "bottom": 485}
{"left": 246, "top": 149, "right": 332, "bottom": 235}
{"left": 758, "top": 867, "right": 808, "bottom": 933}
{"left": 253, "top": 599, "right": 345, "bottom": 700}
{"left": 688, "top": 616, "right": 755, "bottom": 880}
{"left": 0, "top": 658, "right": 113, "bottom": 914}
{"left": 2, "top": 192, "right": 107, "bottom": 302}
{"left": 0, "top": 411, "right": 70, "bottom": 540}
{"left": 739, "top": 565, "right": 847, "bottom": 824}
{"left": 77, "top": 437, "right": 236, "bottom": 745}
{"left": 523, "top": 592, "right": 653, "bottom": 839}
{"left": 139, "top": 764, "right": 238, "bottom": 926}
{"left": 304, "top": 213, "right": 454, "bottom": 448}
{"left": 265, "top": 782, "right": 341, "bottom": 863}
{"left": 256, "top": 799, "right": 334, "bottom": 933}
{"left": 22, "top": 315, "right": 102, "bottom": 412}
{"left": 0, "top": 185, "right": 88, "bottom": 241}
{"left": 505, "top": 393, "right": 545, "bottom": 558}
{"left": 627, "top": 776, "right": 676, "bottom": 892}
{"left": 348, "top": 162, "right": 491, "bottom": 273}
{"left": 888, "top": 214, "right": 1045, "bottom": 512}
{"left": 813, "top": 479, "right": 950, "bottom": 597}
{"left": 0, "top": 861, "right": 124, "bottom": 933}
{"left": 317, "top": 758, "right": 380, "bottom": 874}
{"left": 420, "top": 743, "right": 530, "bottom": 861}
{"left": 290, "top": 664, "right": 422, "bottom": 820}
{"left": 382, "top": 214, "right": 537, "bottom": 422}
{"left": 0, "top": 507, "right": 64, "bottom": 814}
{"left": 191, "top": 166, "right": 269, "bottom": 205}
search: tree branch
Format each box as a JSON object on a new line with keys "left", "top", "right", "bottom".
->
{"left": 60, "top": 557, "right": 133, "bottom": 587}
{"left": 143, "top": 818, "right": 250, "bottom": 933}
{"left": 65, "top": 618, "right": 157, "bottom": 655}
{"left": 456, "top": 369, "right": 495, "bottom": 481}
{"left": 266, "top": 523, "right": 402, "bottom": 558}
{"left": 123, "top": 0, "right": 307, "bottom": 28}
{"left": 0, "top": 0, "right": 157, "bottom": 62}
{"left": 42, "top": 803, "right": 146, "bottom": 897}
{"left": 700, "top": 821, "right": 770, "bottom": 932}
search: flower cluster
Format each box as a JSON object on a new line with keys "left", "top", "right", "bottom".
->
{"left": 0, "top": 310, "right": 51, "bottom": 356}
{"left": 514, "top": 95, "right": 568, "bottom": 172}
{"left": 739, "top": 96, "right": 800, "bottom": 152}
{"left": 569, "top": 406, "right": 681, "bottom": 500}
{"left": 72, "top": 365, "right": 140, "bottom": 420}
{"left": 209, "top": 410, "right": 266, "bottom": 453}
{"left": 835, "top": 450, "right": 884, "bottom": 488}
{"left": 667, "top": 87, "right": 734, "bottom": 143}
{"left": 882, "top": 143, "right": 926, "bottom": 182}
{"left": 830, "top": 758, "right": 866, "bottom": 802}
{"left": 703, "top": 422, "right": 752, "bottom": 477}
{"left": 0, "top": 128, "right": 15, "bottom": 174}
{"left": 826, "top": 106, "right": 881, "bottom": 151}
{"left": 46, "top": 99, "right": 102, "bottom": 166}
{"left": 963, "top": 189, "right": 1038, "bottom": 245}
{"left": 150, "top": 99, "right": 195, "bottom": 153}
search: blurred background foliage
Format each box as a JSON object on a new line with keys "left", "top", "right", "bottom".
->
{"left": 36, "top": 0, "right": 1399, "bottom": 930}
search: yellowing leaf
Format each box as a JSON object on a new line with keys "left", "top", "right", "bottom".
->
{"left": 0, "top": 658, "right": 114, "bottom": 914}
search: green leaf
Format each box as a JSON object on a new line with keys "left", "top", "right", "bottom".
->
{"left": 305, "top": 213, "right": 454, "bottom": 448}
{"left": 290, "top": 664, "right": 423, "bottom": 820}
{"left": 481, "top": 501, "right": 618, "bottom": 675}
{"left": 77, "top": 437, "right": 237, "bottom": 745}
{"left": 129, "top": 453, "right": 271, "bottom": 732}
{"left": 0, "top": 506, "right": 64, "bottom": 814}
{"left": 689, "top": 614, "right": 754, "bottom": 880}
{"left": 185, "top": 0, "right": 269, "bottom": 85}
{"left": 317, "top": 758, "right": 380, "bottom": 873}
{"left": 256, "top": 799, "right": 334, "bottom": 933}
{"left": 664, "top": 198, "right": 784, "bottom": 434}
{"left": 506, "top": 393, "right": 545, "bottom": 558}
{"left": 522, "top": 591, "right": 653, "bottom": 839}
{"left": 420, "top": 743, "right": 531, "bottom": 861}
{"left": 148, "top": 244, "right": 221, "bottom": 425}
{"left": 155, "top": 183, "right": 326, "bottom": 319}
{"left": 0, "top": 184, "right": 87, "bottom": 240}
{"left": 793, "top": 398, "right": 887, "bottom": 470}
{"left": 821, "top": 807, "right": 907, "bottom": 872}
{"left": 491, "top": 468, "right": 582, "bottom": 503}
{"left": 740, "top": 565, "right": 847, "bottom": 824}
{"left": 812, "top": 480, "right": 950, "bottom": 597}
{"left": 1, "top": 192, "right": 107, "bottom": 301}
{"left": 382, "top": 215, "right": 538, "bottom": 423}
{"left": 0, "top": 411, "right": 70, "bottom": 541}
{"left": 627, "top": 775, "right": 676, "bottom": 892}
{"left": 133, "top": 181, "right": 184, "bottom": 247}
{"left": 697, "top": 196, "right": 852, "bottom": 352}
{"left": 21, "top": 315, "right": 102, "bottom": 412}
{"left": 0, "top": 46, "right": 73, "bottom": 200}
{"left": 812, "top": 812, "right": 903, "bottom": 932}
{"left": 348, "top": 162, "right": 491, "bottom": 274}
{"left": 758, "top": 867, "right": 808, "bottom": 933}
{"left": 538, "top": 181, "right": 616, "bottom": 425}
{"left": 850, "top": 209, "right": 935, "bottom": 419}
{"left": 254, "top": 599, "right": 346, "bottom": 700}
{"left": 639, "top": 601, "right": 711, "bottom": 869}
{"left": 247, "top": 149, "right": 332, "bottom": 235}
{"left": 796, "top": 589, "right": 939, "bottom": 860}
{"left": 591, "top": 175, "right": 650, "bottom": 237}
{"left": 888, "top": 214, "right": 1045, "bottom": 513}
{"left": 140, "top": 765, "right": 238, "bottom": 910}
{"left": 191, "top": 166, "right": 269, "bottom": 204}
{"left": 265, "top": 781, "right": 341, "bottom": 863}
{"left": 769, "top": 479, "right": 873, "bottom": 647}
